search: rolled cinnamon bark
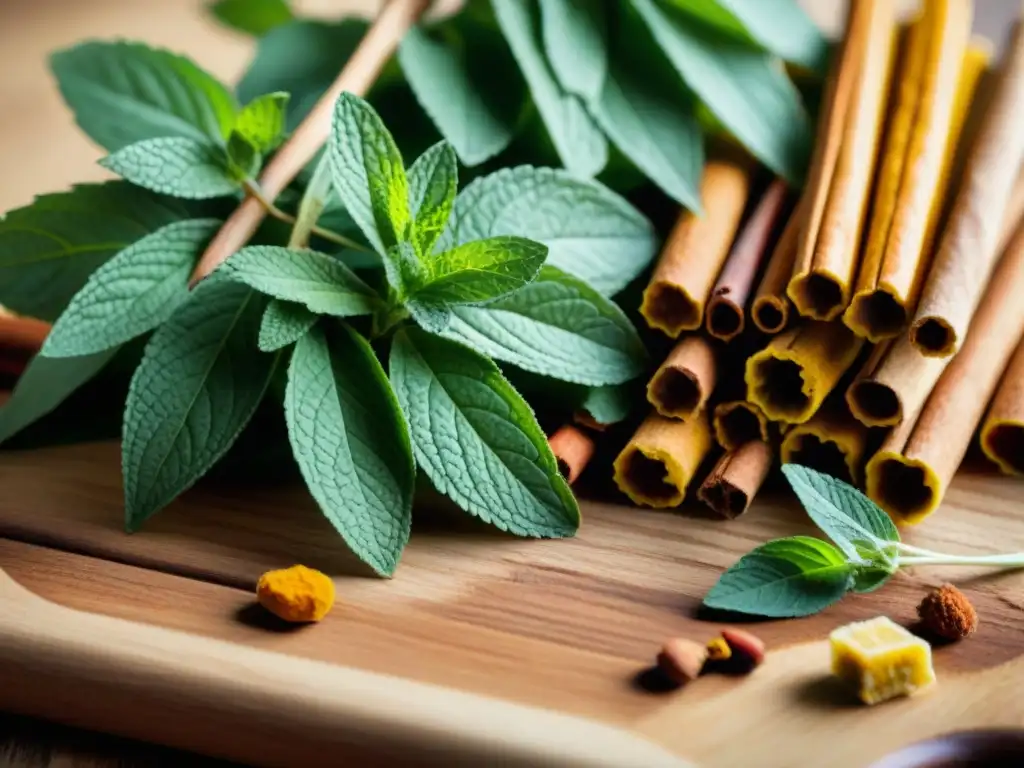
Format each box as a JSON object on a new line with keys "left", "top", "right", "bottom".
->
{"left": 781, "top": 399, "right": 870, "bottom": 486}
{"left": 640, "top": 157, "right": 752, "bottom": 337}
{"left": 0, "top": 314, "right": 50, "bottom": 354}
{"left": 548, "top": 425, "right": 595, "bottom": 485}
{"left": 788, "top": 0, "right": 897, "bottom": 321}
{"left": 745, "top": 320, "right": 865, "bottom": 424}
{"left": 866, "top": 218, "right": 1024, "bottom": 524}
{"left": 752, "top": 196, "right": 804, "bottom": 334}
{"left": 646, "top": 336, "right": 717, "bottom": 420}
{"left": 706, "top": 180, "right": 790, "bottom": 343}
{"left": 909, "top": 18, "right": 1024, "bottom": 357}
{"left": 613, "top": 411, "right": 713, "bottom": 508}
{"left": 697, "top": 440, "right": 772, "bottom": 519}
{"left": 712, "top": 400, "right": 771, "bottom": 452}
{"left": 844, "top": 5, "right": 979, "bottom": 342}
{"left": 979, "top": 338, "right": 1024, "bottom": 476}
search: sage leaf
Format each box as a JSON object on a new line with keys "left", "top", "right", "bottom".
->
{"left": 42, "top": 219, "right": 220, "bottom": 358}
{"left": 0, "top": 182, "right": 191, "bottom": 321}
{"left": 437, "top": 265, "right": 646, "bottom": 386}
{"left": 852, "top": 565, "right": 893, "bottom": 594}
{"left": 258, "top": 299, "right": 317, "bottom": 352}
{"left": 398, "top": 14, "right": 525, "bottom": 166}
{"left": 390, "top": 327, "right": 579, "bottom": 537}
{"left": 101, "top": 137, "right": 240, "bottom": 200}
{"left": 50, "top": 41, "right": 236, "bottom": 151}
{"left": 286, "top": 323, "right": 414, "bottom": 576}
{"left": 122, "top": 279, "right": 277, "bottom": 530}
{"left": 407, "top": 141, "right": 458, "bottom": 259}
{"left": 226, "top": 132, "right": 261, "bottom": 181}
{"left": 438, "top": 165, "right": 656, "bottom": 295}
{"left": 538, "top": 0, "right": 608, "bottom": 102}
{"left": 209, "top": 0, "right": 293, "bottom": 37}
{"left": 579, "top": 381, "right": 633, "bottom": 426}
{"left": 491, "top": 0, "right": 608, "bottom": 178}
{"left": 222, "top": 245, "right": 380, "bottom": 317}
{"left": 631, "top": 0, "right": 812, "bottom": 185}
{"left": 703, "top": 536, "right": 854, "bottom": 618}
{"left": 235, "top": 92, "right": 289, "bottom": 152}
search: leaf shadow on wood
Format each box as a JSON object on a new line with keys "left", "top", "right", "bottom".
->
{"left": 234, "top": 601, "right": 309, "bottom": 634}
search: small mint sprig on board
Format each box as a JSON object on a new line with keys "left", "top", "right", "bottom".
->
{"left": 704, "top": 464, "right": 1024, "bottom": 618}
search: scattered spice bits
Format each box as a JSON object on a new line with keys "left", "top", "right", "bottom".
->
{"left": 917, "top": 583, "right": 978, "bottom": 641}
{"left": 830, "top": 616, "right": 936, "bottom": 706}
{"left": 256, "top": 565, "right": 335, "bottom": 623}
{"left": 705, "top": 636, "right": 732, "bottom": 661}
{"left": 656, "top": 638, "right": 707, "bottom": 686}
{"left": 719, "top": 628, "right": 766, "bottom": 671}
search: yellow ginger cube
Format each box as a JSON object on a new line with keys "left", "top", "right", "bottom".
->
{"left": 830, "top": 616, "right": 936, "bottom": 705}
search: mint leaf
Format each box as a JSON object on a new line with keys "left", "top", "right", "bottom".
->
{"left": 223, "top": 245, "right": 379, "bottom": 317}
{"left": 286, "top": 323, "right": 414, "bottom": 576}
{"left": 209, "top": 0, "right": 293, "bottom": 37}
{"left": 235, "top": 92, "right": 289, "bottom": 151}
{"left": 101, "top": 137, "right": 239, "bottom": 200}
{"left": 539, "top": 0, "right": 608, "bottom": 102}
{"left": 258, "top": 299, "right": 317, "bottom": 352}
{"left": 329, "top": 92, "right": 411, "bottom": 255}
{"left": 50, "top": 41, "right": 236, "bottom": 151}
{"left": 407, "top": 141, "right": 458, "bottom": 259}
{"left": 42, "top": 219, "right": 220, "bottom": 358}
{"left": 0, "top": 348, "right": 119, "bottom": 445}
{"left": 398, "top": 14, "right": 525, "bottom": 166}
{"left": 390, "top": 327, "right": 579, "bottom": 537}
{"left": 226, "top": 132, "right": 261, "bottom": 180}
{"left": 122, "top": 279, "right": 276, "bottom": 529}
{"left": 0, "top": 182, "right": 191, "bottom": 321}
{"left": 438, "top": 166, "right": 656, "bottom": 295}
{"left": 491, "top": 0, "right": 608, "bottom": 178}
{"left": 631, "top": 0, "right": 812, "bottom": 184}
{"left": 852, "top": 565, "right": 893, "bottom": 594}
{"left": 579, "top": 381, "right": 633, "bottom": 425}
{"left": 703, "top": 536, "right": 853, "bottom": 618}
{"left": 437, "top": 265, "right": 645, "bottom": 386}
{"left": 410, "top": 236, "right": 546, "bottom": 307}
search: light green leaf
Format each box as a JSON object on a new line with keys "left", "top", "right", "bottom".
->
{"left": 258, "top": 299, "right": 317, "bottom": 352}
{"left": 437, "top": 265, "right": 645, "bottom": 386}
{"left": 580, "top": 382, "right": 634, "bottom": 426}
{"left": 42, "top": 219, "right": 220, "bottom": 358}
{"left": 122, "top": 279, "right": 277, "bottom": 530}
{"left": 852, "top": 566, "right": 893, "bottom": 594}
{"left": 631, "top": 0, "right": 812, "bottom": 184}
{"left": 438, "top": 165, "right": 656, "bottom": 295}
{"left": 286, "top": 323, "right": 414, "bottom": 576}
{"left": 390, "top": 327, "right": 579, "bottom": 537}
{"left": 235, "top": 92, "right": 289, "bottom": 152}
{"left": 101, "top": 137, "right": 240, "bottom": 199}
{"left": 328, "top": 92, "right": 411, "bottom": 256}
{"left": 398, "top": 14, "right": 525, "bottom": 166}
{"left": 0, "top": 182, "right": 191, "bottom": 321}
{"left": 491, "top": 0, "right": 608, "bottom": 178}
{"left": 0, "top": 348, "right": 119, "bottom": 445}
{"left": 407, "top": 141, "right": 458, "bottom": 259}
{"left": 222, "top": 245, "right": 379, "bottom": 317}
{"left": 226, "top": 132, "right": 261, "bottom": 181}
{"left": 703, "top": 536, "right": 853, "bottom": 618}
{"left": 209, "top": 0, "right": 293, "bottom": 37}
{"left": 50, "top": 41, "right": 237, "bottom": 151}
{"left": 539, "top": 0, "right": 608, "bottom": 102}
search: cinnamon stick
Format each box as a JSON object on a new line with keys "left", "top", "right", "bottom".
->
{"left": 548, "top": 425, "right": 595, "bottom": 485}
{"left": 646, "top": 336, "right": 716, "bottom": 420}
{"left": 640, "top": 156, "right": 752, "bottom": 337}
{"left": 613, "top": 411, "right": 713, "bottom": 508}
{"left": 712, "top": 400, "right": 770, "bottom": 452}
{"left": 908, "top": 18, "right": 1024, "bottom": 357}
{"left": 0, "top": 314, "right": 50, "bottom": 354}
{"left": 787, "top": 0, "right": 898, "bottom": 321}
{"left": 697, "top": 440, "right": 772, "bottom": 519}
{"left": 781, "top": 398, "right": 870, "bottom": 486}
{"left": 706, "top": 180, "right": 790, "bottom": 342}
{"left": 752, "top": 196, "right": 804, "bottom": 334}
{"left": 866, "top": 218, "right": 1024, "bottom": 524}
{"left": 745, "top": 320, "right": 865, "bottom": 424}
{"left": 844, "top": 4, "right": 978, "bottom": 342}
{"left": 979, "top": 336, "right": 1024, "bottom": 476}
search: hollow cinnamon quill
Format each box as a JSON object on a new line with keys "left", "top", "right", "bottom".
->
{"left": 844, "top": 3, "right": 978, "bottom": 342}
{"left": 781, "top": 399, "right": 870, "bottom": 486}
{"left": 909, "top": 19, "right": 1024, "bottom": 357}
{"left": 713, "top": 400, "right": 771, "bottom": 452}
{"left": 548, "top": 425, "right": 595, "bottom": 485}
{"left": 640, "top": 157, "right": 752, "bottom": 337}
{"left": 752, "top": 196, "right": 804, "bottom": 334}
{"left": 698, "top": 440, "right": 772, "bottom": 519}
{"left": 647, "top": 336, "right": 716, "bottom": 420}
{"left": 979, "top": 338, "right": 1024, "bottom": 476}
{"left": 787, "top": 0, "right": 898, "bottom": 321}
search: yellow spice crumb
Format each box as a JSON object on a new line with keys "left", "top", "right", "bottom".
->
{"left": 256, "top": 564, "right": 335, "bottom": 623}
{"left": 830, "top": 616, "right": 936, "bottom": 705}
{"left": 706, "top": 636, "right": 732, "bottom": 661}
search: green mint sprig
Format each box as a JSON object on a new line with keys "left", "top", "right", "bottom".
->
{"left": 704, "top": 465, "right": 1024, "bottom": 618}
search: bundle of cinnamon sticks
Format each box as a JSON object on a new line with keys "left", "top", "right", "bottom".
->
{"left": 553, "top": 0, "right": 1024, "bottom": 527}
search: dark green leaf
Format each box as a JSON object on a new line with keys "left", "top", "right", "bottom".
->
{"left": 407, "top": 141, "right": 458, "bottom": 259}
{"left": 258, "top": 299, "right": 318, "bottom": 352}
{"left": 579, "top": 381, "right": 634, "bottom": 425}
{"left": 410, "top": 235, "right": 546, "bottom": 306}
{"left": 101, "top": 137, "right": 240, "bottom": 199}
{"left": 539, "top": 0, "right": 608, "bottom": 102}
{"left": 852, "top": 565, "right": 893, "bottom": 594}
{"left": 226, "top": 132, "right": 262, "bottom": 180}
{"left": 235, "top": 91, "right": 289, "bottom": 151}
{"left": 209, "top": 0, "right": 294, "bottom": 37}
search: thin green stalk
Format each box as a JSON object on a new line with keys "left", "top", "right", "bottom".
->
{"left": 243, "top": 179, "right": 369, "bottom": 252}
{"left": 899, "top": 553, "right": 1024, "bottom": 568}
{"left": 288, "top": 155, "right": 333, "bottom": 250}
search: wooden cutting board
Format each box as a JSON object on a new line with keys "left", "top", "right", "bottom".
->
{"left": 2, "top": 441, "right": 1024, "bottom": 767}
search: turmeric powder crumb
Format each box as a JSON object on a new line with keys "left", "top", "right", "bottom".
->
{"left": 917, "top": 583, "right": 977, "bottom": 641}
{"left": 256, "top": 565, "right": 335, "bottom": 623}
{"left": 706, "top": 636, "right": 732, "bottom": 661}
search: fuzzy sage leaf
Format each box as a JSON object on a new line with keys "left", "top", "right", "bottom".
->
{"left": 407, "top": 140, "right": 458, "bottom": 259}
{"left": 101, "top": 138, "right": 240, "bottom": 200}
{"left": 258, "top": 299, "right": 318, "bottom": 352}
{"left": 538, "top": 0, "right": 608, "bottom": 103}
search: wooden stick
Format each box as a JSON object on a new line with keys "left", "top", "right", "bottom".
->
{"left": 712, "top": 400, "right": 770, "bottom": 452}
{"left": 0, "top": 315, "right": 50, "bottom": 353}
{"left": 548, "top": 425, "right": 595, "bottom": 485}
{"left": 979, "top": 337, "right": 1024, "bottom": 476}
{"left": 788, "top": 0, "right": 897, "bottom": 321}
{"left": 697, "top": 440, "right": 772, "bottom": 519}
{"left": 908, "top": 18, "right": 1024, "bottom": 357}
{"left": 646, "top": 336, "right": 717, "bottom": 420}
{"left": 752, "top": 196, "right": 804, "bottom": 334}
{"left": 706, "top": 180, "right": 790, "bottom": 342}
{"left": 613, "top": 411, "right": 712, "bottom": 508}
{"left": 781, "top": 399, "right": 870, "bottom": 486}
{"left": 640, "top": 156, "right": 752, "bottom": 337}
{"left": 188, "top": 0, "right": 431, "bottom": 285}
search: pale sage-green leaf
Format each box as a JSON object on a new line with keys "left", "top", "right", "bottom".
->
{"left": 538, "top": 0, "right": 608, "bottom": 102}
{"left": 258, "top": 299, "right": 318, "bottom": 352}
{"left": 209, "top": 0, "right": 293, "bottom": 37}
{"left": 407, "top": 141, "right": 458, "bottom": 259}
{"left": 101, "top": 137, "right": 240, "bottom": 200}
{"left": 235, "top": 91, "right": 289, "bottom": 151}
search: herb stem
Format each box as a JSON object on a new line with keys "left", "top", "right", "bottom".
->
{"left": 899, "top": 553, "right": 1024, "bottom": 568}
{"left": 895, "top": 542, "right": 946, "bottom": 558}
{"left": 287, "top": 156, "right": 332, "bottom": 250}
{"left": 243, "top": 179, "right": 370, "bottom": 253}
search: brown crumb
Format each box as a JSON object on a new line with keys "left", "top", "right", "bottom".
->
{"left": 917, "top": 583, "right": 978, "bottom": 640}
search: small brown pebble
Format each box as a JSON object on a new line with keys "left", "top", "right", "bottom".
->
{"left": 917, "top": 583, "right": 978, "bottom": 640}
{"left": 656, "top": 637, "right": 708, "bottom": 685}
{"left": 706, "top": 636, "right": 732, "bottom": 661}
{"left": 721, "top": 628, "right": 766, "bottom": 670}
